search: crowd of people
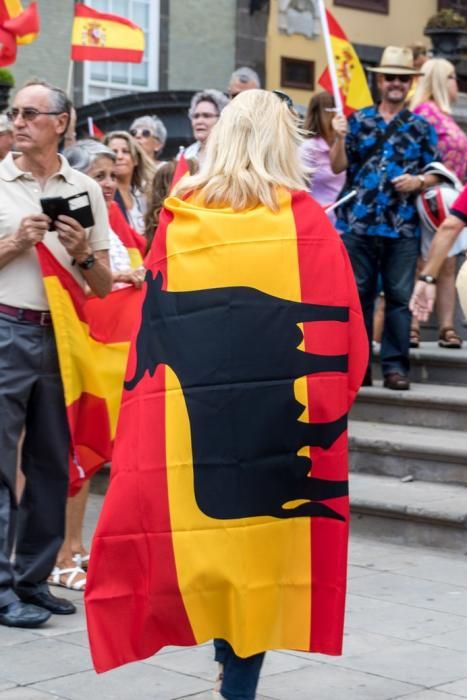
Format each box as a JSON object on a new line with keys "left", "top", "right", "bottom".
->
{"left": 0, "top": 47, "right": 466, "bottom": 700}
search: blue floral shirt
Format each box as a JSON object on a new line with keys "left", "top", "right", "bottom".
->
{"left": 335, "top": 106, "right": 439, "bottom": 239}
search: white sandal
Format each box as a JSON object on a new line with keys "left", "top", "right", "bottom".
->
{"left": 48, "top": 565, "right": 86, "bottom": 591}
{"left": 72, "top": 553, "right": 90, "bottom": 570}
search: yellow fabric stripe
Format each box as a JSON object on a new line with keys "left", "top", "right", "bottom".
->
{"left": 44, "top": 277, "right": 128, "bottom": 434}
{"left": 4, "top": 0, "right": 23, "bottom": 16}
{"left": 331, "top": 36, "right": 372, "bottom": 110}
{"left": 128, "top": 247, "right": 143, "bottom": 269}
{"left": 71, "top": 17, "right": 144, "bottom": 51}
{"left": 164, "top": 190, "right": 311, "bottom": 655}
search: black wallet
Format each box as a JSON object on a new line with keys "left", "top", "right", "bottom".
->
{"left": 40, "top": 192, "right": 95, "bottom": 231}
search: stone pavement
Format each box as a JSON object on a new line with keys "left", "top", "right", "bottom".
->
{"left": 1, "top": 494, "right": 467, "bottom": 700}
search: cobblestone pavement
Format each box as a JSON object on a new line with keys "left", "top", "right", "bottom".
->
{"left": 1, "top": 494, "right": 466, "bottom": 699}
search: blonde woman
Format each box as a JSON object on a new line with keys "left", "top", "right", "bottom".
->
{"left": 410, "top": 59, "right": 467, "bottom": 348}
{"left": 104, "top": 130, "right": 156, "bottom": 235}
{"left": 86, "top": 90, "right": 367, "bottom": 700}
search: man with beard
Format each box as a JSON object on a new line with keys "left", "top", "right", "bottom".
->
{"left": 330, "top": 46, "right": 439, "bottom": 390}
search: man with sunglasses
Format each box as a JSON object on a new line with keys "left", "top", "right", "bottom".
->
{"left": 330, "top": 46, "right": 439, "bottom": 391}
{"left": 0, "top": 80, "right": 111, "bottom": 628}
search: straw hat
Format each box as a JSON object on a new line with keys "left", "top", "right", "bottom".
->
{"left": 367, "top": 46, "right": 423, "bottom": 76}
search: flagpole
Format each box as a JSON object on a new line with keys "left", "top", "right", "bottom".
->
{"left": 317, "top": 0, "right": 343, "bottom": 114}
{"left": 66, "top": 60, "right": 74, "bottom": 100}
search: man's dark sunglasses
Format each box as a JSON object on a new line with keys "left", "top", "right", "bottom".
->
{"left": 130, "top": 128, "right": 154, "bottom": 138}
{"left": 382, "top": 74, "right": 412, "bottom": 83}
{"left": 7, "top": 107, "right": 63, "bottom": 122}
{"left": 272, "top": 89, "right": 294, "bottom": 110}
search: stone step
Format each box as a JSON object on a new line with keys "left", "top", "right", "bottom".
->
{"left": 349, "top": 420, "right": 467, "bottom": 485}
{"left": 350, "top": 473, "right": 467, "bottom": 552}
{"left": 373, "top": 342, "right": 467, "bottom": 386}
{"left": 353, "top": 381, "right": 467, "bottom": 430}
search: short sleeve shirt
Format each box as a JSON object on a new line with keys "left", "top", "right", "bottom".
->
{"left": 335, "top": 106, "right": 439, "bottom": 239}
{"left": 451, "top": 184, "right": 467, "bottom": 224}
{"left": 0, "top": 153, "right": 109, "bottom": 310}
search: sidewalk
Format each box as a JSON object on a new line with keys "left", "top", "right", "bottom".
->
{"left": 1, "top": 494, "right": 466, "bottom": 700}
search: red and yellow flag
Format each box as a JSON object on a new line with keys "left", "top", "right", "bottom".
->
{"left": 85, "top": 190, "right": 368, "bottom": 672}
{"left": 71, "top": 3, "right": 144, "bottom": 63}
{"left": 36, "top": 243, "right": 142, "bottom": 495}
{"left": 108, "top": 201, "right": 146, "bottom": 268}
{"left": 0, "top": 0, "right": 39, "bottom": 67}
{"left": 318, "top": 9, "right": 372, "bottom": 116}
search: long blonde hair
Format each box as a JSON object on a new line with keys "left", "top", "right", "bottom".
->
{"left": 410, "top": 58, "right": 455, "bottom": 113}
{"left": 174, "top": 89, "right": 309, "bottom": 211}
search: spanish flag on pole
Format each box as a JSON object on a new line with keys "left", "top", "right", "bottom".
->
{"left": 318, "top": 9, "right": 372, "bottom": 115}
{"left": 71, "top": 3, "right": 144, "bottom": 63}
{"left": 0, "top": 0, "right": 39, "bottom": 66}
{"left": 85, "top": 190, "right": 368, "bottom": 672}
{"left": 36, "top": 243, "right": 142, "bottom": 495}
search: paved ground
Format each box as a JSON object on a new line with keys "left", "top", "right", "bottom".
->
{"left": 1, "top": 494, "right": 467, "bottom": 700}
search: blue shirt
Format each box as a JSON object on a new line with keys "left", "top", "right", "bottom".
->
{"left": 335, "top": 106, "right": 439, "bottom": 239}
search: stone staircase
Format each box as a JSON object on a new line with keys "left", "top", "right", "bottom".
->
{"left": 349, "top": 342, "right": 467, "bottom": 552}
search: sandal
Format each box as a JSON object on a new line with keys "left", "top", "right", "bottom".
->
{"left": 48, "top": 565, "right": 86, "bottom": 591}
{"left": 409, "top": 327, "right": 420, "bottom": 349}
{"left": 438, "top": 327, "right": 462, "bottom": 349}
{"left": 72, "top": 552, "right": 90, "bottom": 571}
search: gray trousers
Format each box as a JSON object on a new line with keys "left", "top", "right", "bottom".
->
{"left": 0, "top": 313, "right": 70, "bottom": 607}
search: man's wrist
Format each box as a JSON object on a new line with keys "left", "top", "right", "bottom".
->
{"left": 417, "top": 174, "right": 426, "bottom": 190}
{"left": 73, "top": 248, "right": 93, "bottom": 264}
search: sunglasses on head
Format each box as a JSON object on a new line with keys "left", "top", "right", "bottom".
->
{"left": 382, "top": 74, "right": 412, "bottom": 83}
{"left": 272, "top": 89, "right": 294, "bottom": 110}
{"left": 129, "top": 128, "right": 154, "bottom": 138}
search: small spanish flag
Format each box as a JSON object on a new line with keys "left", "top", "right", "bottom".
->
{"left": 71, "top": 3, "right": 144, "bottom": 63}
{"left": 318, "top": 10, "right": 372, "bottom": 116}
{"left": 0, "top": 0, "right": 39, "bottom": 67}
{"left": 36, "top": 242, "right": 142, "bottom": 495}
{"left": 108, "top": 201, "right": 146, "bottom": 268}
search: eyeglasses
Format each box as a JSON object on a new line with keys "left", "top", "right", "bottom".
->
{"left": 7, "top": 107, "right": 63, "bottom": 122}
{"left": 272, "top": 89, "right": 294, "bottom": 110}
{"left": 130, "top": 128, "right": 154, "bottom": 138}
{"left": 191, "top": 112, "right": 219, "bottom": 120}
{"left": 381, "top": 74, "right": 412, "bottom": 84}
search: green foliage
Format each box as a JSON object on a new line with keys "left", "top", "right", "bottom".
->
{"left": 426, "top": 8, "right": 466, "bottom": 30}
{"left": 0, "top": 68, "right": 15, "bottom": 87}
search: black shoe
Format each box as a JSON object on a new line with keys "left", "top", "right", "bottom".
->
{"left": 0, "top": 600, "right": 51, "bottom": 628}
{"left": 18, "top": 589, "right": 76, "bottom": 615}
{"left": 361, "top": 365, "right": 372, "bottom": 387}
{"left": 383, "top": 372, "right": 410, "bottom": 390}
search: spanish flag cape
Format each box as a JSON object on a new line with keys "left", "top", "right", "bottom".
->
{"left": 36, "top": 243, "right": 142, "bottom": 495}
{"left": 85, "top": 188, "right": 368, "bottom": 672}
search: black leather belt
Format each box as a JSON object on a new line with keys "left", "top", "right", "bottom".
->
{"left": 0, "top": 303, "right": 52, "bottom": 326}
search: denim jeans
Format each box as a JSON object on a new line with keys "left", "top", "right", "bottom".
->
{"left": 343, "top": 234, "right": 419, "bottom": 377}
{"left": 214, "top": 639, "right": 265, "bottom": 700}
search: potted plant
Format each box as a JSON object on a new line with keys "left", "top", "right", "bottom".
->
{"left": 424, "top": 9, "right": 467, "bottom": 61}
{"left": 0, "top": 68, "right": 15, "bottom": 112}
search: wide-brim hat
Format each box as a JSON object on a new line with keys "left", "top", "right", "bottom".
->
{"left": 367, "top": 46, "right": 423, "bottom": 76}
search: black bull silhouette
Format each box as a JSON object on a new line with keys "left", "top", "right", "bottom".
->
{"left": 126, "top": 271, "right": 351, "bottom": 521}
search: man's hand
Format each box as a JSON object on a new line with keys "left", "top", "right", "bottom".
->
{"left": 391, "top": 174, "right": 422, "bottom": 193}
{"left": 331, "top": 113, "right": 348, "bottom": 139}
{"left": 55, "top": 215, "right": 91, "bottom": 261}
{"left": 409, "top": 280, "right": 436, "bottom": 322}
{"left": 14, "top": 214, "right": 51, "bottom": 250}
{"left": 114, "top": 267, "right": 146, "bottom": 289}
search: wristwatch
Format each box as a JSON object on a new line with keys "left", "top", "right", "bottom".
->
{"left": 418, "top": 174, "right": 426, "bottom": 189}
{"left": 418, "top": 274, "right": 436, "bottom": 284}
{"left": 77, "top": 253, "right": 96, "bottom": 270}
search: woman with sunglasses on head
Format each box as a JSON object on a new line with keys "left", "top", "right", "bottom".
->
{"left": 104, "top": 130, "right": 156, "bottom": 235}
{"left": 85, "top": 89, "right": 367, "bottom": 700}
{"left": 183, "top": 89, "right": 229, "bottom": 164}
{"left": 409, "top": 58, "right": 467, "bottom": 349}
{"left": 129, "top": 114, "right": 167, "bottom": 168}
